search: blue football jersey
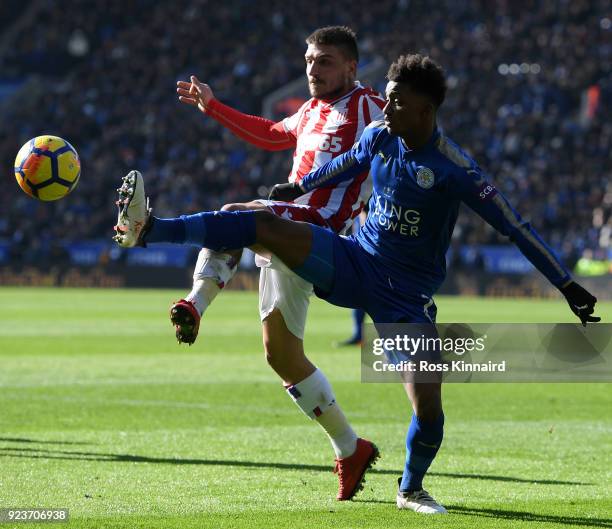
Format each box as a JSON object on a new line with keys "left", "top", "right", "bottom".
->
{"left": 299, "top": 121, "right": 571, "bottom": 296}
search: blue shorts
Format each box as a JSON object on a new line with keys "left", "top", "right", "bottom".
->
{"left": 293, "top": 225, "right": 437, "bottom": 325}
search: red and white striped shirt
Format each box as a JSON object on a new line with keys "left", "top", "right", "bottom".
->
{"left": 281, "top": 83, "right": 385, "bottom": 231}
{"left": 203, "top": 82, "right": 385, "bottom": 232}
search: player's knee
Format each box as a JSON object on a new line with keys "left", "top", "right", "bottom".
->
{"left": 253, "top": 209, "right": 278, "bottom": 236}
{"left": 413, "top": 395, "right": 442, "bottom": 421}
{"left": 408, "top": 383, "right": 442, "bottom": 421}
{"left": 263, "top": 335, "right": 302, "bottom": 370}
{"left": 254, "top": 209, "right": 276, "bottom": 222}
{"left": 263, "top": 347, "right": 277, "bottom": 369}
{"left": 416, "top": 403, "right": 442, "bottom": 422}
{"left": 263, "top": 342, "right": 284, "bottom": 373}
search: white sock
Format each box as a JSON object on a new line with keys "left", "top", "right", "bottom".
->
{"left": 186, "top": 249, "right": 238, "bottom": 315}
{"left": 286, "top": 369, "right": 358, "bottom": 459}
{"left": 186, "top": 278, "right": 220, "bottom": 315}
{"left": 315, "top": 404, "right": 359, "bottom": 459}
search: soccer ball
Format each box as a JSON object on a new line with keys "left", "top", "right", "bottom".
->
{"left": 14, "top": 135, "right": 81, "bottom": 201}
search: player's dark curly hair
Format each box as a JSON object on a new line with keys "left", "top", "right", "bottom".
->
{"left": 387, "top": 54, "right": 447, "bottom": 108}
{"left": 306, "top": 26, "right": 359, "bottom": 62}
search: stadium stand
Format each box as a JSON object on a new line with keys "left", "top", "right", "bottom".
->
{"left": 0, "top": 0, "right": 609, "bottom": 277}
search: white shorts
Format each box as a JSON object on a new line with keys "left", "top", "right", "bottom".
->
{"left": 256, "top": 254, "right": 313, "bottom": 340}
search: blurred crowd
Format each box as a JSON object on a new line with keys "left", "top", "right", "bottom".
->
{"left": 0, "top": 0, "right": 609, "bottom": 268}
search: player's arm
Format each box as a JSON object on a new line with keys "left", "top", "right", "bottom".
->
{"left": 177, "top": 75, "right": 295, "bottom": 151}
{"left": 269, "top": 124, "right": 378, "bottom": 201}
{"left": 453, "top": 166, "right": 600, "bottom": 325}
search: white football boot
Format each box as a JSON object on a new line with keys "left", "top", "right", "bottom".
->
{"left": 113, "top": 170, "right": 151, "bottom": 247}
{"left": 396, "top": 483, "right": 447, "bottom": 514}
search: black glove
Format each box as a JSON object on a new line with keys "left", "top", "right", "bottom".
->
{"left": 561, "top": 281, "right": 600, "bottom": 326}
{"left": 268, "top": 182, "right": 304, "bottom": 202}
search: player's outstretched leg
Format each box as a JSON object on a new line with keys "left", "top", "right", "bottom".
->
{"left": 170, "top": 200, "right": 268, "bottom": 345}
{"left": 170, "top": 249, "right": 238, "bottom": 345}
{"left": 113, "top": 170, "right": 151, "bottom": 247}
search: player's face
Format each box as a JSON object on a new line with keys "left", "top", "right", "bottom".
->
{"left": 383, "top": 81, "right": 434, "bottom": 139}
{"left": 305, "top": 43, "right": 356, "bottom": 100}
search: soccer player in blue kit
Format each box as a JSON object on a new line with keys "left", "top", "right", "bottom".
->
{"left": 113, "top": 54, "right": 600, "bottom": 513}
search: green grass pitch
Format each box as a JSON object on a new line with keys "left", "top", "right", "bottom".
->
{"left": 0, "top": 287, "right": 610, "bottom": 528}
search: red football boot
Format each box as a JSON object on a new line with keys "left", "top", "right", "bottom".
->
{"left": 170, "top": 299, "right": 200, "bottom": 345}
{"left": 334, "top": 438, "right": 379, "bottom": 500}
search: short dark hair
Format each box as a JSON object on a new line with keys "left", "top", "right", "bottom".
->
{"left": 387, "top": 54, "right": 447, "bottom": 108}
{"left": 306, "top": 26, "right": 359, "bottom": 62}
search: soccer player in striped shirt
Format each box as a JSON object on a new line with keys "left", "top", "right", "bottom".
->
{"left": 172, "top": 26, "right": 385, "bottom": 500}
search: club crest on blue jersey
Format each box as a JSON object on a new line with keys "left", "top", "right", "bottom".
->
{"left": 378, "top": 151, "right": 390, "bottom": 165}
{"left": 416, "top": 167, "right": 435, "bottom": 189}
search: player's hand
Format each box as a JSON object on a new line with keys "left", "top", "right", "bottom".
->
{"left": 561, "top": 281, "right": 600, "bottom": 326}
{"left": 268, "top": 182, "right": 304, "bottom": 202}
{"left": 176, "top": 75, "right": 213, "bottom": 113}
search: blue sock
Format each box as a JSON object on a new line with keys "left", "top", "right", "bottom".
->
{"left": 400, "top": 412, "right": 444, "bottom": 492}
{"left": 352, "top": 308, "right": 366, "bottom": 340}
{"left": 145, "top": 211, "right": 257, "bottom": 251}
{"left": 145, "top": 217, "right": 186, "bottom": 244}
